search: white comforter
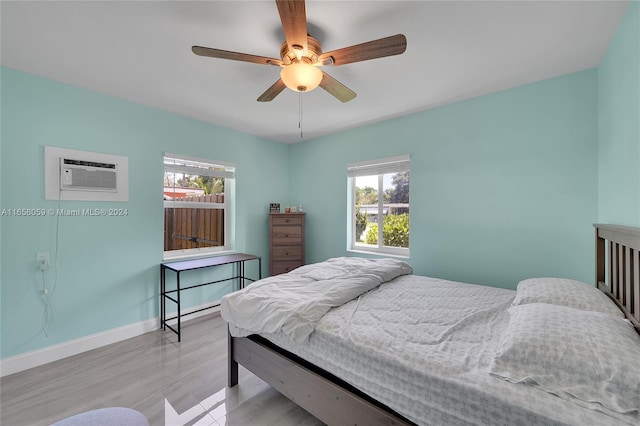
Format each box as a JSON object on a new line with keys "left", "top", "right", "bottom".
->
{"left": 220, "top": 257, "right": 413, "bottom": 342}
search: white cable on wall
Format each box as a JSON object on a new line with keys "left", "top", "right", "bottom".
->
{"left": 41, "top": 190, "right": 62, "bottom": 337}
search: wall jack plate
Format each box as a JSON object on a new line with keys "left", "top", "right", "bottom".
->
{"left": 36, "top": 252, "right": 50, "bottom": 270}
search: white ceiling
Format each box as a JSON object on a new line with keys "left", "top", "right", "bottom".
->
{"left": 1, "top": 1, "right": 629, "bottom": 144}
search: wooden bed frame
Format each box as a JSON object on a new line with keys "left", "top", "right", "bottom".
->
{"left": 227, "top": 223, "right": 640, "bottom": 425}
{"left": 228, "top": 333, "right": 413, "bottom": 425}
{"left": 595, "top": 223, "right": 640, "bottom": 332}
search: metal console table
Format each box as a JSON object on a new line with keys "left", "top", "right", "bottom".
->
{"left": 160, "top": 253, "right": 261, "bottom": 341}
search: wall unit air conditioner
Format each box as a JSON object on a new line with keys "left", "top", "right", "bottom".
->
{"left": 45, "top": 146, "right": 128, "bottom": 201}
{"left": 60, "top": 158, "right": 118, "bottom": 192}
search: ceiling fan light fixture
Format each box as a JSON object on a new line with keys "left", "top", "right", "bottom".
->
{"left": 280, "top": 62, "right": 323, "bottom": 92}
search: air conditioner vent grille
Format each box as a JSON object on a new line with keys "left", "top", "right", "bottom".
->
{"left": 62, "top": 159, "right": 116, "bottom": 169}
{"left": 64, "top": 168, "right": 117, "bottom": 190}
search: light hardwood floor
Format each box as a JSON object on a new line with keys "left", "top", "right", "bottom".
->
{"left": 0, "top": 313, "right": 325, "bottom": 426}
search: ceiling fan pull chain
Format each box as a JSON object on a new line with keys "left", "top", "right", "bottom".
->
{"left": 299, "top": 91, "right": 303, "bottom": 139}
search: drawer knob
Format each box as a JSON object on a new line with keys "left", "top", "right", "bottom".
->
{"left": 285, "top": 234, "right": 289, "bottom": 237}
{"left": 285, "top": 219, "right": 290, "bottom": 223}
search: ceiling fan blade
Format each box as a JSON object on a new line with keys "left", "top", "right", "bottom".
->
{"left": 319, "top": 72, "right": 356, "bottom": 103}
{"left": 257, "top": 79, "right": 287, "bottom": 102}
{"left": 192, "top": 46, "right": 282, "bottom": 66}
{"left": 276, "top": 0, "right": 308, "bottom": 55}
{"left": 318, "top": 34, "right": 407, "bottom": 66}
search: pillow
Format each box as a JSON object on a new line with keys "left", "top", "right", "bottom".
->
{"left": 490, "top": 303, "right": 640, "bottom": 419}
{"left": 512, "top": 277, "right": 623, "bottom": 318}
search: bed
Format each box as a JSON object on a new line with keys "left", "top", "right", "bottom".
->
{"left": 221, "top": 224, "right": 640, "bottom": 425}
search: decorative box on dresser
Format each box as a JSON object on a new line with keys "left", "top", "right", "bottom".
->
{"left": 269, "top": 213, "right": 305, "bottom": 276}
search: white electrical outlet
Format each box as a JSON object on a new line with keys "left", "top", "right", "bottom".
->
{"left": 36, "top": 252, "right": 50, "bottom": 270}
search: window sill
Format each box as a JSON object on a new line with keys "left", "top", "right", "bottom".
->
{"left": 163, "top": 249, "right": 235, "bottom": 262}
{"left": 347, "top": 248, "right": 410, "bottom": 259}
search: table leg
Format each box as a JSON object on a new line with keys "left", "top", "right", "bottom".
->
{"left": 177, "top": 272, "right": 181, "bottom": 342}
{"left": 160, "top": 265, "right": 165, "bottom": 330}
{"left": 240, "top": 261, "right": 245, "bottom": 289}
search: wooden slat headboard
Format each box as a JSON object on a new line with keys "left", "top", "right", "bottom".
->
{"left": 594, "top": 224, "right": 640, "bottom": 332}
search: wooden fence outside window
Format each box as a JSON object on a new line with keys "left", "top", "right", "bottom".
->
{"left": 164, "top": 194, "right": 224, "bottom": 251}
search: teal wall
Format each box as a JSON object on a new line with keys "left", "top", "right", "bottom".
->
{"left": 598, "top": 1, "right": 640, "bottom": 227}
{"left": 0, "top": 67, "right": 3, "bottom": 359}
{"left": 291, "top": 70, "right": 599, "bottom": 289}
{"left": 0, "top": 68, "right": 289, "bottom": 359}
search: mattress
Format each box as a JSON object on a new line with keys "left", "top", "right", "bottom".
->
{"left": 261, "top": 275, "right": 634, "bottom": 426}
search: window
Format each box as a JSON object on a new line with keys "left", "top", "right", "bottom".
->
{"left": 163, "top": 153, "right": 235, "bottom": 259}
{"left": 347, "top": 155, "right": 410, "bottom": 257}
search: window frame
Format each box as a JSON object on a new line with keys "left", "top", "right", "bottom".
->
{"left": 163, "top": 152, "right": 235, "bottom": 260}
{"left": 347, "top": 154, "right": 410, "bottom": 258}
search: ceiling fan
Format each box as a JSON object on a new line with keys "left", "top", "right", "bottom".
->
{"left": 192, "top": 0, "right": 407, "bottom": 103}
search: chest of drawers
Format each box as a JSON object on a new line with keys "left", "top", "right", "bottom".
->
{"left": 269, "top": 213, "right": 305, "bottom": 276}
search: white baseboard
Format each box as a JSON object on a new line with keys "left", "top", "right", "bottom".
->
{"left": 0, "top": 302, "right": 221, "bottom": 377}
